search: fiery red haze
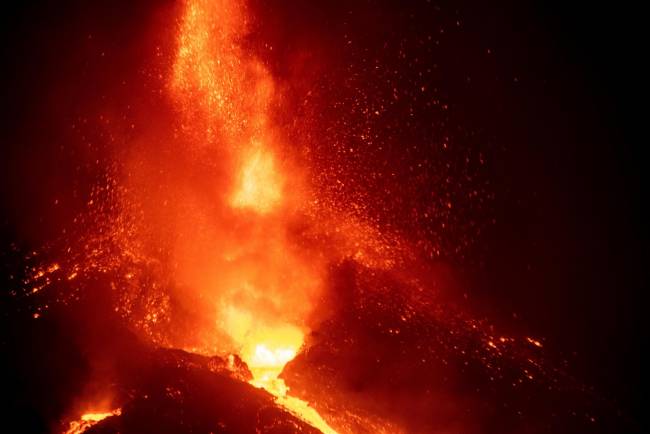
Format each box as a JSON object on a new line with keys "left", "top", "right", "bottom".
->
{"left": 118, "top": 0, "right": 398, "bottom": 369}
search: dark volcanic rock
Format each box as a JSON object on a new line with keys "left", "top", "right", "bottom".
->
{"left": 0, "top": 293, "right": 319, "bottom": 434}
{"left": 84, "top": 349, "right": 320, "bottom": 434}
{"left": 283, "top": 261, "right": 636, "bottom": 434}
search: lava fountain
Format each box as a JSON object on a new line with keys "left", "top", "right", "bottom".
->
{"left": 157, "top": 0, "right": 335, "bottom": 430}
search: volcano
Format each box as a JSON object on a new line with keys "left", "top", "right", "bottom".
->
{"left": 1, "top": 0, "right": 647, "bottom": 433}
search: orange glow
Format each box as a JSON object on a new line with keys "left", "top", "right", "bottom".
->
{"left": 230, "top": 144, "right": 284, "bottom": 213}
{"left": 526, "top": 337, "right": 543, "bottom": 348}
{"left": 164, "top": 0, "right": 336, "bottom": 432}
{"left": 171, "top": 0, "right": 273, "bottom": 148}
{"left": 236, "top": 322, "right": 337, "bottom": 434}
{"left": 220, "top": 307, "right": 337, "bottom": 433}
{"left": 165, "top": 0, "right": 323, "bottom": 358}
{"left": 10, "top": 0, "right": 574, "bottom": 431}
{"left": 49, "top": 0, "right": 402, "bottom": 430}
{"left": 64, "top": 409, "right": 121, "bottom": 434}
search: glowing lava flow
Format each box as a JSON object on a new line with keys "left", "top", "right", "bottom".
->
{"left": 64, "top": 409, "right": 122, "bottom": 434}
{"left": 222, "top": 303, "right": 337, "bottom": 433}
{"left": 241, "top": 327, "right": 337, "bottom": 434}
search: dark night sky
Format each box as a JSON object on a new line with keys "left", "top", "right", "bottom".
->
{"left": 1, "top": 0, "right": 647, "bottom": 431}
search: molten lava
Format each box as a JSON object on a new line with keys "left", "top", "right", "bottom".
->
{"left": 242, "top": 328, "right": 337, "bottom": 434}
{"left": 230, "top": 145, "right": 284, "bottom": 213}
{"left": 167, "top": 0, "right": 335, "bottom": 431}
{"left": 64, "top": 409, "right": 122, "bottom": 434}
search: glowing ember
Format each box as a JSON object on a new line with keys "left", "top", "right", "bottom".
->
{"left": 64, "top": 409, "right": 121, "bottom": 434}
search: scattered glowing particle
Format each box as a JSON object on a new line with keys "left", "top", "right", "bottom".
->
{"left": 526, "top": 337, "right": 543, "bottom": 348}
